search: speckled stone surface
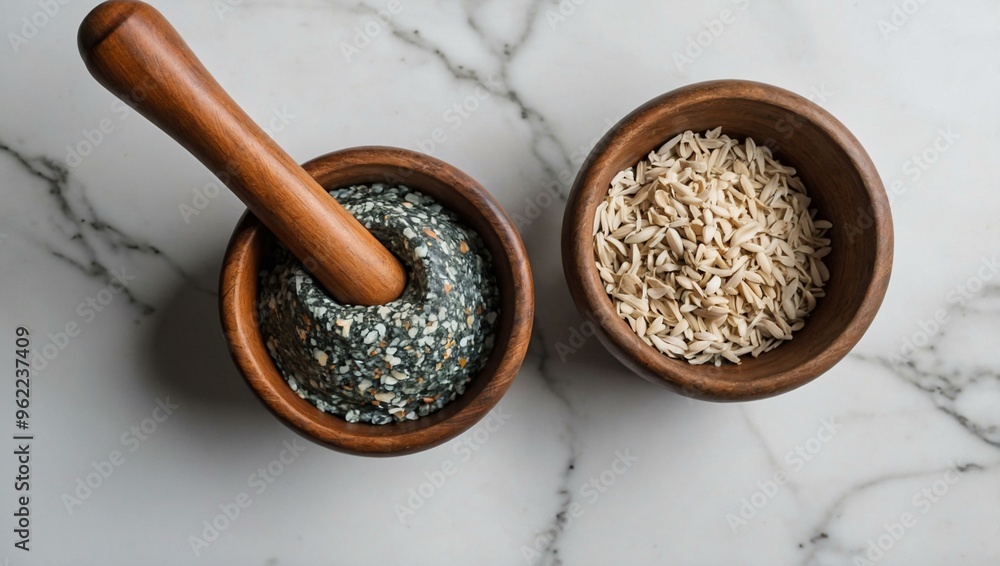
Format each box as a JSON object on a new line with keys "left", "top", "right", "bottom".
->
{"left": 258, "top": 184, "right": 500, "bottom": 425}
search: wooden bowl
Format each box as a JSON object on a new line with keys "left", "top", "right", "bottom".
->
{"left": 562, "top": 80, "right": 892, "bottom": 401}
{"left": 221, "top": 147, "right": 533, "bottom": 456}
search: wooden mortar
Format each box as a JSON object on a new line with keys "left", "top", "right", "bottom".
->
{"left": 79, "top": 0, "right": 533, "bottom": 455}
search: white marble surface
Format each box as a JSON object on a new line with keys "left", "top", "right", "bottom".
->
{"left": 2, "top": 0, "right": 999, "bottom": 564}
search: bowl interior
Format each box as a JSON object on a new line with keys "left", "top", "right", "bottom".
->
{"left": 567, "top": 81, "right": 891, "bottom": 399}
{"left": 222, "top": 147, "right": 532, "bottom": 455}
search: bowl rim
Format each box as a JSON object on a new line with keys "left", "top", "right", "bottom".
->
{"left": 561, "top": 79, "right": 893, "bottom": 400}
{"left": 220, "top": 146, "right": 533, "bottom": 455}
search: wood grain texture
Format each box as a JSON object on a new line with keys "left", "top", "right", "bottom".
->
{"left": 221, "top": 147, "right": 534, "bottom": 456}
{"left": 78, "top": 0, "right": 406, "bottom": 305}
{"left": 562, "top": 79, "right": 893, "bottom": 401}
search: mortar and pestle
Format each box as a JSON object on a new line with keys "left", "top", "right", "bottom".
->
{"left": 79, "top": 1, "right": 533, "bottom": 456}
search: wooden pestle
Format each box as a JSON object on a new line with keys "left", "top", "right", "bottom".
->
{"left": 78, "top": 0, "right": 407, "bottom": 306}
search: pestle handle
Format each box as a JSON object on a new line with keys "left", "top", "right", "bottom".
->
{"left": 78, "top": 1, "right": 406, "bottom": 306}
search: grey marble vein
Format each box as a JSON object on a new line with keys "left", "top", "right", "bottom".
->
{"left": 851, "top": 281, "right": 1000, "bottom": 449}
{"left": 0, "top": 140, "right": 213, "bottom": 318}
{"left": 526, "top": 322, "right": 578, "bottom": 566}
{"left": 741, "top": 408, "right": 802, "bottom": 498}
{"left": 797, "top": 461, "right": 997, "bottom": 565}
{"left": 360, "top": 0, "right": 575, "bottom": 198}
